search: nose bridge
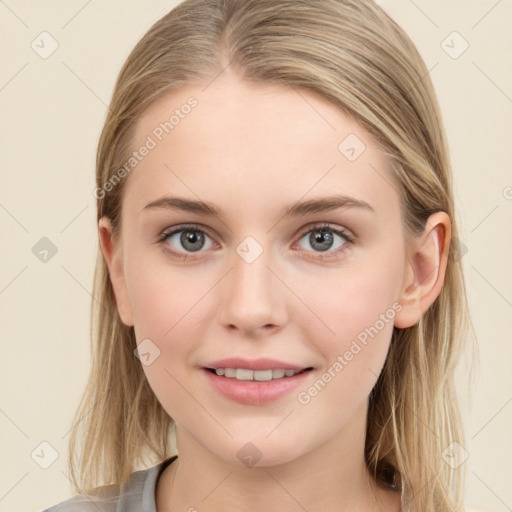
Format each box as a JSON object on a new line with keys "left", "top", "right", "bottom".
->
{"left": 217, "top": 236, "right": 286, "bottom": 332}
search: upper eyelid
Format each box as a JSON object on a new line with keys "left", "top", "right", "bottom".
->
{"left": 159, "top": 223, "right": 216, "bottom": 241}
{"left": 296, "top": 222, "right": 353, "bottom": 239}
{"left": 159, "top": 222, "right": 354, "bottom": 249}
{"left": 159, "top": 222, "right": 351, "bottom": 238}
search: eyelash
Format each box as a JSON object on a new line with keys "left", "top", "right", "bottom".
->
{"left": 156, "top": 222, "right": 355, "bottom": 261}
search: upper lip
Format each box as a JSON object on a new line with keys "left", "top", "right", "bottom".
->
{"left": 203, "top": 357, "right": 311, "bottom": 371}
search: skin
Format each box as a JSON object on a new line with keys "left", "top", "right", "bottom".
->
{"left": 98, "top": 70, "right": 451, "bottom": 512}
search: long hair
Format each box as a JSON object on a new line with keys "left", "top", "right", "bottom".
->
{"left": 68, "top": 1, "right": 477, "bottom": 510}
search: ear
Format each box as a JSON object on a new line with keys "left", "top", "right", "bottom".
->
{"left": 98, "top": 217, "right": 134, "bottom": 327}
{"left": 394, "top": 212, "right": 451, "bottom": 329}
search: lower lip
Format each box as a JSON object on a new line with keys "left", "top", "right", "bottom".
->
{"left": 202, "top": 368, "right": 313, "bottom": 405}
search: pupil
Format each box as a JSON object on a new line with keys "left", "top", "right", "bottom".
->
{"left": 310, "top": 229, "right": 333, "bottom": 252}
{"left": 181, "top": 230, "right": 204, "bottom": 252}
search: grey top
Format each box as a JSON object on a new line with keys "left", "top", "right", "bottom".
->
{"left": 41, "top": 455, "right": 178, "bottom": 512}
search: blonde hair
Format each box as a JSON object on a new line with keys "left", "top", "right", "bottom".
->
{"left": 68, "top": 1, "right": 477, "bottom": 510}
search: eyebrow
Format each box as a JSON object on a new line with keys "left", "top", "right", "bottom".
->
{"left": 141, "top": 194, "right": 375, "bottom": 217}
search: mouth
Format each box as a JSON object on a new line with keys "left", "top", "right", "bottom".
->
{"left": 203, "top": 367, "right": 314, "bottom": 381}
{"left": 202, "top": 365, "right": 315, "bottom": 405}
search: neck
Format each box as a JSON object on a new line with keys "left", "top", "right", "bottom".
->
{"left": 156, "top": 402, "right": 401, "bottom": 512}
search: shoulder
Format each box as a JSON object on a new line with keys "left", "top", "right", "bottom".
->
{"left": 40, "top": 491, "right": 119, "bottom": 512}
{"left": 40, "top": 459, "right": 172, "bottom": 512}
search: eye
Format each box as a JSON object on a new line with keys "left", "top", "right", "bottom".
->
{"left": 295, "top": 223, "right": 354, "bottom": 256}
{"left": 157, "top": 222, "right": 354, "bottom": 261}
{"left": 158, "top": 224, "right": 215, "bottom": 258}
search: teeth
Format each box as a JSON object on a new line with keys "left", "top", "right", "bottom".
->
{"left": 213, "top": 368, "right": 303, "bottom": 381}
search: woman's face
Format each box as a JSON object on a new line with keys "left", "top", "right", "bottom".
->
{"left": 102, "top": 73, "right": 416, "bottom": 467}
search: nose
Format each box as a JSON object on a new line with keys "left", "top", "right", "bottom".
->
{"left": 216, "top": 242, "right": 288, "bottom": 336}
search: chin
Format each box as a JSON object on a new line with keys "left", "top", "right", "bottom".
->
{"left": 213, "top": 437, "right": 305, "bottom": 470}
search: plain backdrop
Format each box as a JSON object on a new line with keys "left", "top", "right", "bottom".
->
{"left": 0, "top": 1, "right": 511, "bottom": 511}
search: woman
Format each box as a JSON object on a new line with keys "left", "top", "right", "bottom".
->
{"left": 43, "top": 1, "right": 476, "bottom": 510}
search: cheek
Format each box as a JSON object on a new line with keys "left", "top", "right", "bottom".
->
{"left": 296, "top": 259, "right": 401, "bottom": 339}
{"left": 125, "top": 246, "right": 214, "bottom": 340}
{"left": 293, "top": 256, "right": 402, "bottom": 393}
{"left": 124, "top": 252, "right": 216, "bottom": 417}
{"left": 125, "top": 233, "right": 404, "bottom": 426}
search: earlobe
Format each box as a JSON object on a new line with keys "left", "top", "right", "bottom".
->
{"left": 394, "top": 212, "right": 451, "bottom": 329}
{"left": 98, "top": 217, "right": 134, "bottom": 327}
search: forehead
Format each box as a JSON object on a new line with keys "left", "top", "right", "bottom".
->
{"left": 125, "top": 74, "right": 400, "bottom": 219}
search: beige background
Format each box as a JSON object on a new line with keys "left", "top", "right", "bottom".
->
{"left": 0, "top": 1, "right": 511, "bottom": 511}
